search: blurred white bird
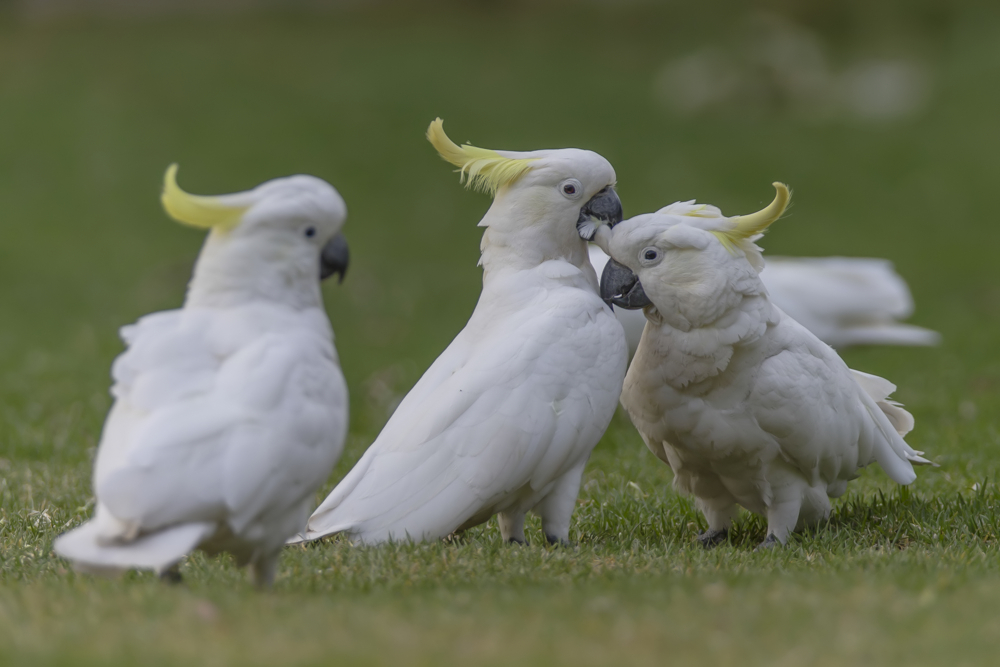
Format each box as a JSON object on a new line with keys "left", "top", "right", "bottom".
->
{"left": 586, "top": 184, "right": 933, "bottom": 547}
{"left": 588, "top": 246, "right": 939, "bottom": 353}
{"left": 293, "top": 119, "right": 628, "bottom": 546}
{"left": 54, "top": 166, "right": 350, "bottom": 587}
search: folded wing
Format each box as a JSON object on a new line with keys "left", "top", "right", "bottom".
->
{"left": 299, "top": 286, "right": 619, "bottom": 544}
{"left": 56, "top": 305, "right": 347, "bottom": 570}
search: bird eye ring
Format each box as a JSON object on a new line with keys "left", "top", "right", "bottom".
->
{"left": 641, "top": 247, "right": 659, "bottom": 262}
{"left": 304, "top": 226, "right": 317, "bottom": 238}
{"left": 559, "top": 178, "right": 583, "bottom": 200}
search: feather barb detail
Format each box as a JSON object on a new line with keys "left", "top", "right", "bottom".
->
{"left": 161, "top": 164, "right": 249, "bottom": 231}
{"left": 426, "top": 118, "right": 537, "bottom": 195}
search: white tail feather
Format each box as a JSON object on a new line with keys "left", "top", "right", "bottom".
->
{"left": 830, "top": 324, "right": 941, "bottom": 348}
{"left": 850, "top": 369, "right": 934, "bottom": 483}
{"left": 287, "top": 452, "right": 376, "bottom": 544}
{"left": 53, "top": 520, "right": 216, "bottom": 575}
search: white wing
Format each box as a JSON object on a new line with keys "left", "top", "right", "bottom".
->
{"left": 301, "top": 272, "right": 625, "bottom": 544}
{"left": 750, "top": 312, "right": 929, "bottom": 487}
{"left": 761, "top": 257, "right": 940, "bottom": 348}
{"left": 56, "top": 305, "right": 347, "bottom": 570}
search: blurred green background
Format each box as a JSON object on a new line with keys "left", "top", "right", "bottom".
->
{"left": 1, "top": 1, "right": 999, "bottom": 664}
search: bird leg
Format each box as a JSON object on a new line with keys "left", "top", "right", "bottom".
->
{"left": 536, "top": 464, "right": 586, "bottom": 547}
{"left": 696, "top": 498, "right": 738, "bottom": 548}
{"left": 498, "top": 511, "right": 526, "bottom": 545}
{"left": 158, "top": 564, "right": 183, "bottom": 584}
{"left": 250, "top": 552, "right": 279, "bottom": 589}
{"left": 761, "top": 495, "right": 801, "bottom": 549}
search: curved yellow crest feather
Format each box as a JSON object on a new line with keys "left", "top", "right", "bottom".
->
{"left": 426, "top": 118, "right": 538, "bottom": 195}
{"left": 712, "top": 182, "right": 790, "bottom": 254}
{"left": 161, "top": 164, "right": 249, "bottom": 231}
{"left": 731, "top": 182, "right": 790, "bottom": 239}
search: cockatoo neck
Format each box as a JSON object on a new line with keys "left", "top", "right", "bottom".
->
{"left": 479, "top": 225, "right": 591, "bottom": 275}
{"left": 640, "top": 291, "right": 775, "bottom": 386}
{"left": 477, "top": 195, "right": 591, "bottom": 277}
{"left": 184, "top": 228, "right": 323, "bottom": 310}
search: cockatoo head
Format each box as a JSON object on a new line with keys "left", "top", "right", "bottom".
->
{"left": 593, "top": 183, "right": 789, "bottom": 327}
{"left": 161, "top": 165, "right": 349, "bottom": 307}
{"left": 427, "top": 119, "right": 622, "bottom": 262}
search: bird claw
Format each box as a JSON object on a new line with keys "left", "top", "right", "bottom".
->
{"left": 754, "top": 534, "right": 782, "bottom": 551}
{"left": 506, "top": 536, "right": 528, "bottom": 546}
{"left": 544, "top": 534, "right": 572, "bottom": 548}
{"left": 696, "top": 528, "right": 729, "bottom": 549}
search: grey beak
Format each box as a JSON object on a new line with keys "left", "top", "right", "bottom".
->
{"left": 600, "top": 258, "right": 651, "bottom": 309}
{"left": 320, "top": 232, "right": 349, "bottom": 282}
{"left": 576, "top": 186, "right": 624, "bottom": 238}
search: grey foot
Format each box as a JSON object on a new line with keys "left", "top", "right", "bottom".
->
{"left": 159, "top": 566, "right": 183, "bottom": 584}
{"left": 544, "top": 534, "right": 572, "bottom": 548}
{"left": 696, "top": 528, "right": 729, "bottom": 549}
{"left": 754, "top": 534, "right": 781, "bottom": 551}
{"left": 507, "top": 536, "right": 527, "bottom": 546}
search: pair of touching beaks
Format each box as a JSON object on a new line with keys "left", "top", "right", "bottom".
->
{"left": 161, "top": 164, "right": 350, "bottom": 284}
{"left": 595, "top": 183, "right": 790, "bottom": 310}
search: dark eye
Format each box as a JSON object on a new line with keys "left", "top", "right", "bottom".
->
{"left": 563, "top": 183, "right": 577, "bottom": 195}
{"left": 644, "top": 249, "right": 658, "bottom": 260}
{"left": 304, "top": 226, "right": 316, "bottom": 238}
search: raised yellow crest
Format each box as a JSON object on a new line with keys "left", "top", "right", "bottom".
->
{"left": 161, "top": 164, "right": 250, "bottom": 231}
{"left": 712, "top": 182, "right": 790, "bottom": 252}
{"left": 426, "top": 118, "right": 538, "bottom": 195}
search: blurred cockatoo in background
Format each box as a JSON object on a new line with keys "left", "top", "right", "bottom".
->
{"left": 588, "top": 246, "right": 939, "bottom": 353}
{"left": 293, "top": 119, "right": 628, "bottom": 547}
{"left": 54, "top": 166, "right": 350, "bottom": 587}
{"left": 585, "top": 184, "right": 932, "bottom": 548}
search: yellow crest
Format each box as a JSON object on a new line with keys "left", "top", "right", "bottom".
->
{"left": 730, "top": 182, "right": 790, "bottom": 238}
{"left": 426, "top": 118, "right": 538, "bottom": 195}
{"left": 161, "top": 164, "right": 250, "bottom": 231}
{"left": 713, "top": 182, "right": 790, "bottom": 252}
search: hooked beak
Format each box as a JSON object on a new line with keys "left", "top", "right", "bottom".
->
{"left": 576, "top": 186, "right": 623, "bottom": 240}
{"left": 600, "top": 258, "right": 651, "bottom": 309}
{"left": 320, "top": 232, "right": 350, "bottom": 282}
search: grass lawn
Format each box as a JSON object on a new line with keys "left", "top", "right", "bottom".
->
{"left": 2, "top": 2, "right": 1000, "bottom": 664}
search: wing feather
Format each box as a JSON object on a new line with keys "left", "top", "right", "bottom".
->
{"left": 95, "top": 305, "right": 346, "bottom": 541}
{"left": 751, "top": 314, "right": 925, "bottom": 487}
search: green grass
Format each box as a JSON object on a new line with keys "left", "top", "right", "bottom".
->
{"left": 2, "top": 1, "right": 1000, "bottom": 664}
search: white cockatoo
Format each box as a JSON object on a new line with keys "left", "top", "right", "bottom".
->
{"left": 292, "top": 119, "right": 628, "bottom": 546}
{"left": 584, "top": 184, "right": 933, "bottom": 548}
{"left": 588, "top": 246, "right": 939, "bottom": 353}
{"left": 54, "top": 166, "right": 350, "bottom": 586}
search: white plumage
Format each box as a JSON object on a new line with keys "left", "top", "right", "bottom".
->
{"left": 54, "top": 168, "right": 350, "bottom": 586}
{"left": 293, "top": 120, "right": 628, "bottom": 546}
{"left": 588, "top": 246, "right": 939, "bottom": 353}
{"left": 589, "top": 186, "right": 932, "bottom": 547}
